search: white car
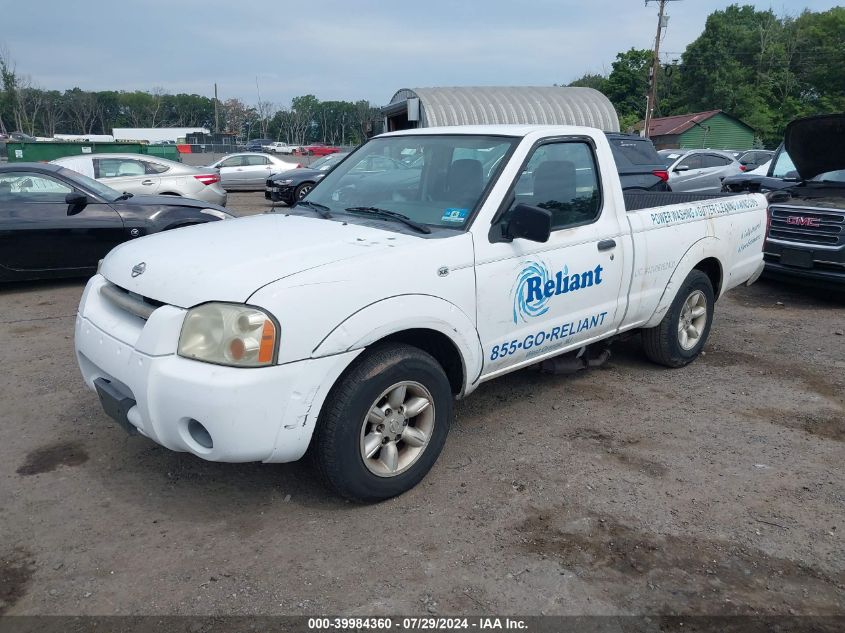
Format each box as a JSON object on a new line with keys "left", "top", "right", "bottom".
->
{"left": 75, "top": 125, "right": 766, "bottom": 502}
{"left": 52, "top": 153, "right": 227, "bottom": 206}
{"left": 263, "top": 142, "right": 298, "bottom": 154}
{"left": 207, "top": 152, "right": 298, "bottom": 191}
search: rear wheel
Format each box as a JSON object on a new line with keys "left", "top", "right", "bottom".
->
{"left": 311, "top": 343, "right": 453, "bottom": 502}
{"left": 642, "top": 270, "right": 714, "bottom": 367}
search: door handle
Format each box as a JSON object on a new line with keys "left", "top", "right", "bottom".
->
{"left": 141, "top": 179, "right": 154, "bottom": 185}
{"left": 597, "top": 239, "right": 616, "bottom": 251}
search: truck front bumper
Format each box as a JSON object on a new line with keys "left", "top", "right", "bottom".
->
{"left": 763, "top": 258, "right": 845, "bottom": 288}
{"left": 75, "top": 284, "right": 359, "bottom": 463}
{"left": 763, "top": 247, "right": 845, "bottom": 288}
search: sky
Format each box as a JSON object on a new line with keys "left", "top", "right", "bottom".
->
{"left": 2, "top": 0, "right": 840, "bottom": 107}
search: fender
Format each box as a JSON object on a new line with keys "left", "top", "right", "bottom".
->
{"left": 311, "top": 294, "right": 483, "bottom": 395}
{"left": 643, "top": 236, "right": 726, "bottom": 329}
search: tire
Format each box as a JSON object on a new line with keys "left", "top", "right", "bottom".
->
{"left": 642, "top": 269, "right": 715, "bottom": 368}
{"left": 311, "top": 343, "right": 453, "bottom": 502}
{"left": 294, "top": 182, "right": 314, "bottom": 200}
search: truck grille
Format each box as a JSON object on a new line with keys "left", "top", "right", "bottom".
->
{"left": 99, "top": 282, "right": 164, "bottom": 321}
{"left": 769, "top": 206, "right": 844, "bottom": 246}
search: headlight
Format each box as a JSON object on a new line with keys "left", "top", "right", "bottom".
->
{"left": 178, "top": 303, "right": 278, "bottom": 367}
{"left": 275, "top": 179, "right": 294, "bottom": 185}
{"left": 201, "top": 208, "right": 233, "bottom": 220}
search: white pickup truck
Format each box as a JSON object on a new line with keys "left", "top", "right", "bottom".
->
{"left": 75, "top": 125, "right": 767, "bottom": 501}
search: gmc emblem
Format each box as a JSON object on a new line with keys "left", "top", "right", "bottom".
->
{"left": 786, "top": 216, "right": 821, "bottom": 228}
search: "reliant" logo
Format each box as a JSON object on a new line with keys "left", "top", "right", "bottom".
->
{"left": 512, "top": 261, "right": 605, "bottom": 323}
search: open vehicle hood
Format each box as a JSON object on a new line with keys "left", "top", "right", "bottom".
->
{"left": 784, "top": 114, "right": 845, "bottom": 181}
{"left": 99, "top": 214, "right": 415, "bottom": 307}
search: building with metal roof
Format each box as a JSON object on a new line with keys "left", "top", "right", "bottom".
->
{"left": 637, "top": 110, "right": 756, "bottom": 150}
{"left": 382, "top": 86, "right": 619, "bottom": 133}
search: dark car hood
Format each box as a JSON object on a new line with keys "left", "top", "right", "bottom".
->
{"left": 721, "top": 173, "right": 794, "bottom": 194}
{"left": 269, "top": 168, "right": 323, "bottom": 182}
{"left": 784, "top": 114, "right": 845, "bottom": 181}
{"left": 112, "top": 194, "right": 223, "bottom": 210}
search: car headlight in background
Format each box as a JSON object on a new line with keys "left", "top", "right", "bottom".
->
{"left": 201, "top": 208, "right": 234, "bottom": 220}
{"left": 178, "top": 303, "right": 278, "bottom": 367}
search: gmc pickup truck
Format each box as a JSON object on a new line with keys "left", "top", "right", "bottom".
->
{"left": 75, "top": 125, "right": 767, "bottom": 501}
{"left": 758, "top": 114, "right": 845, "bottom": 288}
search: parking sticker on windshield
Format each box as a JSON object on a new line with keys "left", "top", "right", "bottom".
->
{"left": 442, "top": 208, "right": 469, "bottom": 223}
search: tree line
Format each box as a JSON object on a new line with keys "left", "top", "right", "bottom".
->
{"left": 0, "top": 51, "right": 380, "bottom": 145}
{"left": 570, "top": 5, "right": 844, "bottom": 146}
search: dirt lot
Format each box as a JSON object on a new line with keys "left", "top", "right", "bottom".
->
{"left": 1, "top": 193, "right": 843, "bottom": 618}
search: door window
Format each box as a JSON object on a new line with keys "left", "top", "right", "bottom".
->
{"left": 95, "top": 158, "right": 147, "bottom": 178}
{"left": 244, "top": 155, "right": 269, "bottom": 166}
{"left": 0, "top": 172, "right": 72, "bottom": 201}
{"left": 677, "top": 154, "right": 703, "bottom": 170}
{"left": 219, "top": 156, "right": 246, "bottom": 168}
{"left": 142, "top": 160, "right": 170, "bottom": 174}
{"left": 505, "top": 141, "right": 602, "bottom": 230}
{"left": 701, "top": 154, "right": 730, "bottom": 168}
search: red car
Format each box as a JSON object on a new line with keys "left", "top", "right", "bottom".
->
{"left": 296, "top": 143, "right": 341, "bottom": 156}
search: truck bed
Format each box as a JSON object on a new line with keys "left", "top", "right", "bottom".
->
{"left": 623, "top": 191, "right": 742, "bottom": 212}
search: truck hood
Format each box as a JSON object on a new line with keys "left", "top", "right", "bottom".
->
{"left": 784, "top": 114, "right": 845, "bottom": 181}
{"left": 99, "top": 214, "right": 418, "bottom": 307}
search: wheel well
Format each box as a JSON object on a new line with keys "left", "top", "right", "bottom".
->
{"left": 377, "top": 329, "right": 464, "bottom": 394}
{"left": 693, "top": 257, "right": 722, "bottom": 297}
{"left": 160, "top": 192, "right": 181, "bottom": 196}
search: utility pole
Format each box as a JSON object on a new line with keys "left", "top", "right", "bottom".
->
{"left": 643, "top": 0, "right": 680, "bottom": 138}
{"left": 213, "top": 83, "right": 219, "bottom": 135}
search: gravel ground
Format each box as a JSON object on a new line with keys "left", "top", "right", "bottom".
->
{"left": 1, "top": 192, "right": 843, "bottom": 618}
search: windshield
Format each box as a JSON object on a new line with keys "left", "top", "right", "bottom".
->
{"left": 771, "top": 148, "right": 799, "bottom": 179}
{"left": 57, "top": 167, "right": 122, "bottom": 201}
{"left": 310, "top": 154, "right": 347, "bottom": 170}
{"left": 658, "top": 151, "right": 684, "bottom": 167}
{"left": 303, "top": 135, "right": 518, "bottom": 230}
{"left": 771, "top": 147, "right": 845, "bottom": 183}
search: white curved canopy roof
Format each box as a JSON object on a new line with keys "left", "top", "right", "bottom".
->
{"left": 388, "top": 86, "right": 619, "bottom": 132}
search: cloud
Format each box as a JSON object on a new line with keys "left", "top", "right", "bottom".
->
{"left": 2, "top": 0, "right": 840, "bottom": 106}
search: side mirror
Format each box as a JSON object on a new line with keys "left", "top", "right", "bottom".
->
{"left": 66, "top": 191, "right": 89, "bottom": 216}
{"left": 674, "top": 164, "right": 690, "bottom": 172}
{"left": 505, "top": 203, "right": 552, "bottom": 243}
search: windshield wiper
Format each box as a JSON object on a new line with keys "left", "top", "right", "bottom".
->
{"left": 115, "top": 192, "right": 134, "bottom": 201}
{"left": 292, "top": 199, "right": 332, "bottom": 218}
{"left": 345, "top": 206, "right": 431, "bottom": 234}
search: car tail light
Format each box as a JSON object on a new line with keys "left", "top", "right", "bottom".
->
{"left": 194, "top": 174, "right": 220, "bottom": 186}
{"left": 652, "top": 170, "right": 669, "bottom": 182}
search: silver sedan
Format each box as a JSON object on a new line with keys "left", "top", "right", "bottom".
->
{"left": 208, "top": 152, "right": 298, "bottom": 190}
{"left": 658, "top": 149, "right": 744, "bottom": 193}
{"left": 51, "top": 153, "right": 227, "bottom": 206}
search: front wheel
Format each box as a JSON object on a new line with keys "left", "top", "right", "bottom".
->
{"left": 642, "top": 270, "right": 714, "bottom": 367}
{"left": 294, "top": 182, "right": 314, "bottom": 200}
{"left": 311, "top": 343, "right": 453, "bottom": 502}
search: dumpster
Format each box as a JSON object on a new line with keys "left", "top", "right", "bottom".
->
{"left": 6, "top": 142, "right": 182, "bottom": 163}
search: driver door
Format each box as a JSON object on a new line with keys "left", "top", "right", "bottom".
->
{"left": 473, "top": 140, "right": 628, "bottom": 378}
{"left": 216, "top": 155, "right": 247, "bottom": 189}
{"left": 0, "top": 170, "right": 125, "bottom": 273}
{"left": 94, "top": 157, "right": 161, "bottom": 195}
